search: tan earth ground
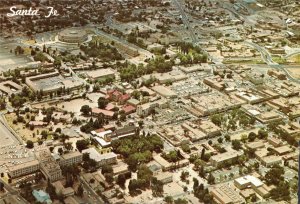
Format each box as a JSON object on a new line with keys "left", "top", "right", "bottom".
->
{"left": 286, "top": 68, "right": 300, "bottom": 79}
{"left": 5, "top": 113, "right": 50, "bottom": 142}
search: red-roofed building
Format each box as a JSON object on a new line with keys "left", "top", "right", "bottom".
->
{"left": 107, "top": 90, "right": 131, "bottom": 104}
{"left": 122, "top": 105, "right": 136, "bottom": 115}
{"left": 92, "top": 108, "right": 115, "bottom": 119}
{"left": 105, "top": 103, "right": 116, "bottom": 111}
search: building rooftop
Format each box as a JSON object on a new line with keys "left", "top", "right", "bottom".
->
{"left": 82, "top": 148, "right": 117, "bottom": 162}
{"left": 8, "top": 159, "right": 39, "bottom": 172}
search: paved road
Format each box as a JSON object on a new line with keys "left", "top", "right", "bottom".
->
{"left": 245, "top": 41, "right": 300, "bottom": 84}
{"left": 95, "top": 28, "right": 153, "bottom": 59}
{"left": 79, "top": 176, "right": 104, "bottom": 204}
{"left": 0, "top": 178, "right": 29, "bottom": 204}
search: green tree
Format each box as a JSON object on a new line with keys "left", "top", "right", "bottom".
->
{"left": 80, "top": 105, "right": 91, "bottom": 116}
{"left": 98, "top": 97, "right": 109, "bottom": 109}
{"left": 265, "top": 165, "right": 284, "bottom": 185}
{"left": 232, "top": 140, "right": 242, "bottom": 150}
{"left": 77, "top": 184, "right": 84, "bottom": 197}
{"left": 76, "top": 139, "right": 90, "bottom": 152}
{"left": 26, "top": 140, "right": 34, "bottom": 149}
{"left": 164, "top": 196, "right": 173, "bottom": 204}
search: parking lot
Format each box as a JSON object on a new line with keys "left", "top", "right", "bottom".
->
{"left": 0, "top": 145, "right": 36, "bottom": 173}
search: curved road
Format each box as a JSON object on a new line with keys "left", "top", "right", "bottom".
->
{"left": 244, "top": 41, "right": 300, "bottom": 84}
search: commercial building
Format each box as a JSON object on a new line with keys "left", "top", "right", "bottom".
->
{"left": 188, "top": 93, "right": 244, "bottom": 116}
{"left": 261, "top": 155, "right": 282, "bottom": 167}
{"left": 85, "top": 68, "right": 115, "bottom": 81}
{"left": 92, "top": 108, "right": 115, "bottom": 119}
{"left": 151, "top": 85, "right": 177, "bottom": 98}
{"left": 36, "top": 149, "right": 62, "bottom": 182}
{"left": 278, "top": 122, "right": 300, "bottom": 136}
{"left": 234, "top": 175, "right": 263, "bottom": 190}
{"left": 26, "top": 71, "right": 83, "bottom": 94}
{"left": 7, "top": 160, "right": 40, "bottom": 178}
{"left": 0, "top": 81, "right": 22, "bottom": 96}
{"left": 58, "top": 151, "right": 83, "bottom": 167}
{"left": 52, "top": 181, "right": 75, "bottom": 197}
{"left": 210, "top": 150, "right": 243, "bottom": 167}
{"left": 137, "top": 98, "right": 168, "bottom": 116}
{"left": 82, "top": 148, "right": 117, "bottom": 167}
{"left": 209, "top": 184, "right": 243, "bottom": 204}
{"left": 154, "top": 172, "right": 173, "bottom": 184}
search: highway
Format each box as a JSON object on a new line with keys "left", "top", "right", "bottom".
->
{"left": 245, "top": 41, "right": 300, "bottom": 84}
{"left": 95, "top": 28, "right": 154, "bottom": 59}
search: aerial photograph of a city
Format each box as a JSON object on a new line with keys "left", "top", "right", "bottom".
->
{"left": 0, "top": 0, "right": 299, "bottom": 203}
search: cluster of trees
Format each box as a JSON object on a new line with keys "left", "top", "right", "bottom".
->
{"left": 164, "top": 196, "right": 188, "bottom": 204}
{"left": 128, "top": 165, "right": 164, "bottom": 197}
{"left": 61, "top": 165, "right": 81, "bottom": 188}
{"left": 162, "top": 150, "right": 182, "bottom": 163}
{"left": 127, "top": 33, "right": 146, "bottom": 49}
{"left": 111, "top": 134, "right": 163, "bottom": 171}
{"left": 76, "top": 139, "right": 90, "bottom": 152}
{"left": 268, "top": 121, "right": 297, "bottom": 147}
{"left": 33, "top": 52, "right": 49, "bottom": 62}
{"left": 119, "top": 56, "right": 173, "bottom": 81}
{"left": 210, "top": 109, "right": 256, "bottom": 130}
{"left": 116, "top": 171, "right": 132, "bottom": 188}
{"left": 19, "top": 182, "right": 35, "bottom": 203}
{"left": 98, "top": 97, "right": 109, "bottom": 109}
{"left": 14, "top": 45, "right": 24, "bottom": 55}
{"left": 82, "top": 153, "right": 97, "bottom": 172}
{"left": 193, "top": 178, "right": 213, "bottom": 203}
{"left": 80, "top": 116, "right": 108, "bottom": 133}
{"left": 175, "top": 42, "right": 208, "bottom": 65}
{"left": 80, "top": 40, "right": 123, "bottom": 62}
{"left": 265, "top": 165, "right": 290, "bottom": 201}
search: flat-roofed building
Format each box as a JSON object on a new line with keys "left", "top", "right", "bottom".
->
{"left": 278, "top": 122, "right": 300, "bottom": 136}
{"left": 36, "top": 149, "right": 62, "bottom": 182}
{"left": 234, "top": 175, "right": 263, "bottom": 190}
{"left": 268, "top": 137, "right": 283, "bottom": 147}
{"left": 181, "top": 122, "right": 206, "bottom": 142}
{"left": 52, "top": 181, "right": 75, "bottom": 197}
{"left": 203, "top": 77, "right": 225, "bottom": 91}
{"left": 210, "top": 150, "right": 243, "bottom": 167}
{"left": 0, "top": 81, "right": 22, "bottom": 96}
{"left": 245, "top": 141, "right": 265, "bottom": 150}
{"left": 189, "top": 93, "right": 244, "bottom": 116}
{"left": 197, "top": 120, "right": 221, "bottom": 137}
{"left": 7, "top": 160, "right": 40, "bottom": 178}
{"left": 154, "top": 172, "right": 173, "bottom": 184}
{"left": 137, "top": 98, "right": 168, "bottom": 116}
{"left": 261, "top": 155, "right": 282, "bottom": 167}
{"left": 151, "top": 85, "right": 177, "bottom": 98}
{"left": 92, "top": 108, "right": 115, "bottom": 119}
{"left": 58, "top": 151, "right": 83, "bottom": 167}
{"left": 273, "top": 145, "right": 292, "bottom": 156}
{"left": 82, "top": 148, "right": 117, "bottom": 167}
{"left": 254, "top": 184, "right": 275, "bottom": 198}
{"left": 209, "top": 184, "right": 243, "bottom": 204}
{"left": 26, "top": 71, "right": 83, "bottom": 94}
{"left": 85, "top": 68, "right": 115, "bottom": 81}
